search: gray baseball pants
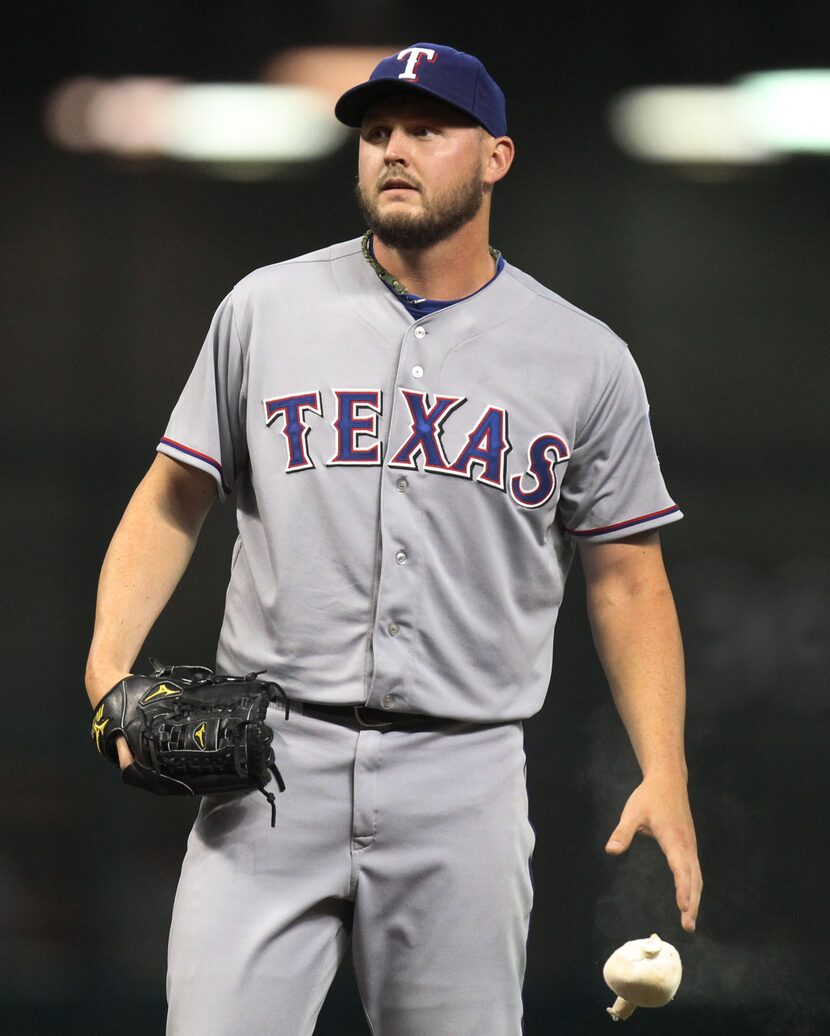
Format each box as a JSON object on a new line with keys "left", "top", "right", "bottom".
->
{"left": 166, "top": 705, "right": 535, "bottom": 1035}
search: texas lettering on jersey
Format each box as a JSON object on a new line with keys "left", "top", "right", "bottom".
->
{"left": 263, "top": 387, "right": 570, "bottom": 511}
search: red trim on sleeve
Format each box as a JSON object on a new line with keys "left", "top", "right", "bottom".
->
{"left": 566, "top": 504, "right": 681, "bottom": 538}
{"left": 159, "top": 437, "right": 230, "bottom": 494}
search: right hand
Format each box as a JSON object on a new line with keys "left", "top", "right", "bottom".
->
{"left": 87, "top": 667, "right": 136, "bottom": 769}
{"left": 604, "top": 774, "right": 702, "bottom": 934}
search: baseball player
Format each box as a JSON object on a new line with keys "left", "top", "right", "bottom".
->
{"left": 86, "top": 43, "right": 701, "bottom": 1035}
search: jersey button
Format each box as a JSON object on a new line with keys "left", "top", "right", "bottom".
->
{"left": 387, "top": 622, "right": 400, "bottom": 636}
{"left": 395, "top": 550, "right": 408, "bottom": 565}
{"left": 396, "top": 478, "right": 409, "bottom": 492}
{"left": 412, "top": 365, "right": 424, "bottom": 378}
{"left": 414, "top": 326, "right": 426, "bottom": 339}
{"left": 382, "top": 694, "right": 396, "bottom": 709}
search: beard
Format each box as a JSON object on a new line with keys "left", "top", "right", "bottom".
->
{"left": 355, "top": 166, "right": 487, "bottom": 250}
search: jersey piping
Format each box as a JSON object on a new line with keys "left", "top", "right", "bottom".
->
{"left": 160, "top": 436, "right": 231, "bottom": 495}
{"left": 565, "top": 504, "right": 681, "bottom": 538}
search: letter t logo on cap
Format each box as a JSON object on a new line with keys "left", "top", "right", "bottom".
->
{"left": 396, "top": 47, "right": 437, "bottom": 81}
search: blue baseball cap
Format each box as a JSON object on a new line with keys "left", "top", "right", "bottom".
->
{"left": 335, "top": 43, "right": 507, "bottom": 138}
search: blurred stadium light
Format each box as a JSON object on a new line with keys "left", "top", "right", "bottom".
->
{"left": 47, "top": 77, "right": 180, "bottom": 155}
{"left": 608, "top": 86, "right": 776, "bottom": 165}
{"left": 51, "top": 53, "right": 830, "bottom": 176}
{"left": 43, "top": 48, "right": 397, "bottom": 177}
{"left": 45, "top": 77, "right": 347, "bottom": 171}
{"left": 163, "top": 84, "right": 345, "bottom": 162}
{"left": 737, "top": 70, "right": 830, "bottom": 153}
{"left": 263, "top": 46, "right": 394, "bottom": 104}
{"left": 609, "top": 69, "right": 830, "bottom": 168}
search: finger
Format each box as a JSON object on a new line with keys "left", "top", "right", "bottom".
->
{"left": 116, "top": 736, "right": 135, "bottom": 770}
{"left": 664, "top": 843, "right": 699, "bottom": 932}
{"left": 605, "top": 808, "right": 641, "bottom": 855}
{"left": 683, "top": 862, "right": 703, "bottom": 932}
{"left": 670, "top": 853, "right": 692, "bottom": 912}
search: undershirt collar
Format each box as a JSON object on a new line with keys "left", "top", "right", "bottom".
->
{"left": 361, "top": 230, "right": 505, "bottom": 318}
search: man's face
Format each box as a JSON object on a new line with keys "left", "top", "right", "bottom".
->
{"left": 356, "top": 95, "right": 490, "bottom": 250}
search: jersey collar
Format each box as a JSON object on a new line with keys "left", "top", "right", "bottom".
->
{"left": 360, "top": 230, "right": 502, "bottom": 309}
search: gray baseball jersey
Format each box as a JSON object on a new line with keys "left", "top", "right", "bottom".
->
{"left": 158, "top": 236, "right": 681, "bottom": 722}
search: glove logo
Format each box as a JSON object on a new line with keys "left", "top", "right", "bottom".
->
{"left": 142, "top": 683, "right": 181, "bottom": 704}
{"left": 193, "top": 722, "right": 207, "bottom": 750}
{"left": 91, "top": 704, "right": 109, "bottom": 753}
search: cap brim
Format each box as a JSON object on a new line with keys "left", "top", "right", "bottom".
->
{"left": 334, "top": 78, "right": 480, "bottom": 130}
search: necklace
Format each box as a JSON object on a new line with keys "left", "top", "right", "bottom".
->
{"left": 360, "top": 231, "right": 501, "bottom": 300}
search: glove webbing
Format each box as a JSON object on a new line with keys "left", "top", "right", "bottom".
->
{"left": 147, "top": 660, "right": 290, "bottom": 827}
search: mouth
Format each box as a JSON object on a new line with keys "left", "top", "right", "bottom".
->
{"left": 380, "top": 177, "right": 419, "bottom": 193}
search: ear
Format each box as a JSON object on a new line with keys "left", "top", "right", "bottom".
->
{"left": 483, "top": 135, "right": 515, "bottom": 185}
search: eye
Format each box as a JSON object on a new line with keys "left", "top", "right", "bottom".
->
{"left": 413, "top": 126, "right": 438, "bottom": 138}
{"left": 362, "top": 125, "right": 389, "bottom": 143}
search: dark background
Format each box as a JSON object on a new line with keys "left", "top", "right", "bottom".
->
{"left": 2, "top": 2, "right": 828, "bottom": 1033}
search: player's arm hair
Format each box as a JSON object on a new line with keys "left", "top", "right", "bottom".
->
{"left": 578, "top": 530, "right": 687, "bottom": 779}
{"left": 85, "top": 454, "right": 218, "bottom": 707}
{"left": 578, "top": 529, "right": 701, "bottom": 933}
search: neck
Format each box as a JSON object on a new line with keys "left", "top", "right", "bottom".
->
{"left": 371, "top": 216, "right": 496, "bottom": 301}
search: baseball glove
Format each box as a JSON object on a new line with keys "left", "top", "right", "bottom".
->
{"left": 91, "top": 660, "right": 290, "bottom": 826}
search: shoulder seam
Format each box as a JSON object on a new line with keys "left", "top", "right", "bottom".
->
{"left": 231, "top": 240, "right": 363, "bottom": 286}
{"left": 283, "top": 245, "right": 362, "bottom": 266}
{"left": 503, "top": 266, "right": 624, "bottom": 341}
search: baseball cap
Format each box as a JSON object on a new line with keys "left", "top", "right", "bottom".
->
{"left": 335, "top": 43, "right": 507, "bottom": 138}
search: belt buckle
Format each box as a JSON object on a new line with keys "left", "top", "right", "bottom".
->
{"left": 353, "top": 705, "right": 393, "bottom": 729}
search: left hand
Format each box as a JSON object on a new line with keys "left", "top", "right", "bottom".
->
{"left": 88, "top": 669, "right": 136, "bottom": 769}
{"left": 604, "top": 774, "right": 702, "bottom": 933}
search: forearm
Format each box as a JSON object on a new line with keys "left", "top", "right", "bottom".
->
{"left": 581, "top": 532, "right": 688, "bottom": 779}
{"left": 85, "top": 455, "right": 216, "bottom": 705}
{"left": 588, "top": 581, "right": 687, "bottom": 779}
{"left": 581, "top": 533, "right": 701, "bottom": 931}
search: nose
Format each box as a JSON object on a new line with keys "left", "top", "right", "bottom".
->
{"left": 383, "top": 126, "right": 410, "bottom": 166}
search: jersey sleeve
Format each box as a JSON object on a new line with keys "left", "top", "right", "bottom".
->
{"left": 156, "top": 292, "right": 246, "bottom": 501}
{"left": 557, "top": 346, "right": 682, "bottom": 542}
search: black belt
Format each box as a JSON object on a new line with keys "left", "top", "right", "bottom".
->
{"left": 300, "top": 702, "right": 447, "bottom": 731}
